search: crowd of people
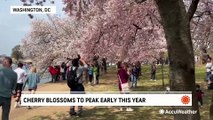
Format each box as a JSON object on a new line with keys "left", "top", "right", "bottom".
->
{"left": 0, "top": 55, "right": 158, "bottom": 119}
{"left": 48, "top": 57, "right": 108, "bottom": 86}
{"left": 1, "top": 51, "right": 213, "bottom": 120}
{"left": 0, "top": 57, "right": 40, "bottom": 120}
{"left": 14, "top": 62, "right": 40, "bottom": 109}
{"left": 0, "top": 52, "right": 162, "bottom": 119}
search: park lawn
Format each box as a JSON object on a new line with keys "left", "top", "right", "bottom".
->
{"left": 30, "top": 65, "right": 211, "bottom": 120}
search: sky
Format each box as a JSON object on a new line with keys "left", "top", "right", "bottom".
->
{"left": 0, "top": 0, "right": 66, "bottom": 56}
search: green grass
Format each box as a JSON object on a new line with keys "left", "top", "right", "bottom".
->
{"left": 30, "top": 65, "right": 212, "bottom": 120}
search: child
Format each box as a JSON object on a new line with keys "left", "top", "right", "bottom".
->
{"left": 196, "top": 84, "right": 204, "bottom": 106}
{"left": 88, "top": 64, "right": 94, "bottom": 85}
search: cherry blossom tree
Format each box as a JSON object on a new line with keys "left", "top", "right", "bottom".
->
{"left": 190, "top": 0, "right": 213, "bottom": 63}
{"left": 21, "top": 17, "right": 84, "bottom": 69}
{"left": 21, "top": 0, "right": 167, "bottom": 69}
{"left": 76, "top": 0, "right": 166, "bottom": 63}
{"left": 62, "top": 0, "right": 213, "bottom": 120}
{"left": 21, "top": 0, "right": 213, "bottom": 119}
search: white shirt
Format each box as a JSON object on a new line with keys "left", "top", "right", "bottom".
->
{"left": 60, "top": 67, "right": 64, "bottom": 73}
{"left": 206, "top": 63, "right": 212, "bottom": 72}
{"left": 14, "top": 68, "right": 27, "bottom": 84}
{"left": 211, "top": 65, "right": 213, "bottom": 74}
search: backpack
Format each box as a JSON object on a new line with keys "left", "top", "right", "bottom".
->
{"left": 67, "top": 67, "right": 79, "bottom": 88}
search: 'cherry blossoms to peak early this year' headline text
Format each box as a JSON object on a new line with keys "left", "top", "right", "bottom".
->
{"left": 21, "top": 93, "right": 192, "bottom": 106}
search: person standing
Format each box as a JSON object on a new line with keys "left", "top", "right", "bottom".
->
{"left": 48, "top": 65, "right": 54, "bottom": 82}
{"left": 88, "top": 64, "right": 94, "bottom": 85}
{"left": 131, "top": 63, "right": 139, "bottom": 88}
{"left": 55, "top": 65, "right": 60, "bottom": 82}
{"left": 206, "top": 57, "right": 212, "bottom": 82}
{"left": 96, "top": 62, "right": 100, "bottom": 84}
{"left": 66, "top": 61, "right": 72, "bottom": 79}
{"left": 0, "top": 57, "right": 17, "bottom": 120}
{"left": 93, "top": 64, "right": 98, "bottom": 85}
{"left": 117, "top": 61, "right": 133, "bottom": 111}
{"left": 67, "top": 57, "right": 88, "bottom": 117}
{"left": 208, "top": 58, "right": 213, "bottom": 89}
{"left": 137, "top": 61, "right": 142, "bottom": 76}
{"left": 61, "top": 62, "right": 66, "bottom": 80}
{"left": 14, "top": 62, "right": 27, "bottom": 108}
{"left": 102, "top": 58, "right": 107, "bottom": 73}
{"left": 24, "top": 67, "right": 40, "bottom": 109}
{"left": 150, "top": 61, "right": 157, "bottom": 81}
{"left": 48, "top": 65, "right": 58, "bottom": 83}
{"left": 84, "top": 63, "right": 89, "bottom": 84}
{"left": 196, "top": 84, "right": 204, "bottom": 106}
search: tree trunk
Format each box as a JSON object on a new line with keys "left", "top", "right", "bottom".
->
{"left": 161, "top": 63, "right": 165, "bottom": 87}
{"left": 155, "top": 0, "right": 200, "bottom": 120}
{"left": 210, "top": 93, "right": 213, "bottom": 120}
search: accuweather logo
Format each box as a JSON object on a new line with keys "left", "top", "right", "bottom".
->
{"left": 159, "top": 109, "right": 197, "bottom": 115}
{"left": 181, "top": 95, "right": 190, "bottom": 104}
{"left": 10, "top": 6, "right": 56, "bottom": 14}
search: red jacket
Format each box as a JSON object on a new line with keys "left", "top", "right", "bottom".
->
{"left": 196, "top": 90, "right": 204, "bottom": 100}
{"left": 56, "top": 66, "right": 60, "bottom": 74}
{"left": 117, "top": 68, "right": 129, "bottom": 91}
{"left": 49, "top": 66, "right": 58, "bottom": 75}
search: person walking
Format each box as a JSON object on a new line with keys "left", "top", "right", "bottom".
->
{"left": 67, "top": 57, "right": 88, "bottom": 117}
{"left": 196, "top": 84, "right": 204, "bottom": 106}
{"left": 0, "top": 57, "right": 17, "bottom": 120}
{"left": 24, "top": 67, "right": 40, "bottom": 109}
{"left": 14, "top": 62, "right": 28, "bottom": 108}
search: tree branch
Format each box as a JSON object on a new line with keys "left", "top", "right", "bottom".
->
{"left": 188, "top": 0, "right": 200, "bottom": 21}
{"left": 133, "top": 24, "right": 142, "bottom": 29}
{"left": 135, "top": 0, "right": 147, "bottom": 4}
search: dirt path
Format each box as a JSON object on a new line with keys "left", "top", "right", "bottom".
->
{"left": 0, "top": 70, "right": 118, "bottom": 120}
{"left": 1, "top": 82, "right": 69, "bottom": 120}
{"left": 0, "top": 67, "right": 210, "bottom": 120}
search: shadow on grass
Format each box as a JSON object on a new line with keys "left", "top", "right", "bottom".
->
{"left": 29, "top": 107, "right": 173, "bottom": 120}
{"left": 29, "top": 115, "right": 53, "bottom": 120}
{"left": 132, "top": 84, "right": 168, "bottom": 91}
{"left": 29, "top": 65, "right": 210, "bottom": 120}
